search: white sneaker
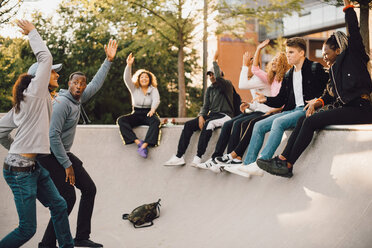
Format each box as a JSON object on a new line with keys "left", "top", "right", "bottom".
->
{"left": 239, "top": 162, "right": 264, "bottom": 176}
{"left": 224, "top": 165, "right": 250, "bottom": 178}
{"left": 197, "top": 158, "right": 213, "bottom": 170}
{"left": 164, "top": 154, "right": 185, "bottom": 166}
{"left": 190, "top": 156, "right": 202, "bottom": 167}
{"left": 197, "top": 158, "right": 223, "bottom": 173}
{"left": 209, "top": 163, "right": 224, "bottom": 173}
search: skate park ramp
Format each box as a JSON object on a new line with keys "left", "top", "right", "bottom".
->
{"left": 1, "top": 124, "right": 372, "bottom": 248}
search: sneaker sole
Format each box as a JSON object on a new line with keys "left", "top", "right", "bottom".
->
{"left": 163, "top": 163, "right": 185, "bottom": 166}
{"left": 224, "top": 167, "right": 250, "bottom": 178}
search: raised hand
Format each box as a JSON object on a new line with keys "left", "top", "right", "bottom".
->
{"left": 213, "top": 49, "right": 219, "bottom": 62}
{"left": 105, "top": 39, "right": 118, "bottom": 62}
{"left": 16, "top": 20, "right": 35, "bottom": 35}
{"left": 257, "top": 39, "right": 270, "bottom": 50}
{"left": 126, "top": 52, "right": 134, "bottom": 66}
{"left": 243, "top": 51, "right": 252, "bottom": 66}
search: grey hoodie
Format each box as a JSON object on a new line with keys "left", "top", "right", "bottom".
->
{"left": 49, "top": 59, "right": 112, "bottom": 169}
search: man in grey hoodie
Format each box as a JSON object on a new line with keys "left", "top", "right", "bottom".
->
{"left": 36, "top": 39, "right": 118, "bottom": 248}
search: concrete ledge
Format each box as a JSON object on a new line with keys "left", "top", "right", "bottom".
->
{"left": 1, "top": 125, "right": 372, "bottom": 247}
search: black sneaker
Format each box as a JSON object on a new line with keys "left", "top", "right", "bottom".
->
{"left": 38, "top": 242, "right": 57, "bottom": 248}
{"left": 257, "top": 157, "right": 293, "bottom": 178}
{"left": 74, "top": 239, "right": 103, "bottom": 247}
{"left": 215, "top": 154, "right": 232, "bottom": 164}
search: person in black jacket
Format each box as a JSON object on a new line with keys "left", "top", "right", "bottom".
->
{"left": 256, "top": 0, "right": 372, "bottom": 178}
{"left": 225, "top": 37, "right": 328, "bottom": 178}
{"left": 164, "top": 53, "right": 234, "bottom": 167}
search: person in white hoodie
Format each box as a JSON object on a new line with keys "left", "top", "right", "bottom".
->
{"left": 0, "top": 20, "right": 73, "bottom": 248}
{"left": 212, "top": 41, "right": 291, "bottom": 175}
{"left": 117, "top": 53, "right": 161, "bottom": 159}
{"left": 196, "top": 51, "right": 272, "bottom": 171}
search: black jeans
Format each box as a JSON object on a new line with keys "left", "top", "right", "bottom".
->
{"left": 176, "top": 113, "right": 227, "bottom": 158}
{"left": 117, "top": 108, "right": 161, "bottom": 146}
{"left": 211, "top": 112, "right": 264, "bottom": 159}
{"left": 37, "top": 153, "right": 96, "bottom": 245}
{"left": 282, "top": 100, "right": 372, "bottom": 165}
{"left": 233, "top": 114, "right": 272, "bottom": 157}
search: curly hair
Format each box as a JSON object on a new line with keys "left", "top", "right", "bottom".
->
{"left": 266, "top": 52, "right": 291, "bottom": 84}
{"left": 132, "top": 69, "right": 157, "bottom": 88}
{"left": 12, "top": 73, "right": 33, "bottom": 113}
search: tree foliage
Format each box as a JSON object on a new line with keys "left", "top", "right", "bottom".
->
{"left": 322, "top": 0, "right": 371, "bottom": 52}
{"left": 0, "top": 0, "right": 23, "bottom": 24}
{"left": 0, "top": 1, "right": 202, "bottom": 122}
{"left": 216, "top": 0, "right": 303, "bottom": 37}
{"left": 66, "top": 0, "right": 204, "bottom": 117}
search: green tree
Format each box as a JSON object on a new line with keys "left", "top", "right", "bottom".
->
{"left": 0, "top": 0, "right": 23, "bottom": 24}
{"left": 216, "top": 0, "right": 303, "bottom": 37}
{"left": 68, "top": 0, "right": 203, "bottom": 117}
{"left": 322, "top": 0, "right": 371, "bottom": 53}
{"left": 0, "top": 36, "right": 31, "bottom": 112}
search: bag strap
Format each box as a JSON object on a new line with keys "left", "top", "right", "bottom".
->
{"left": 134, "top": 221, "right": 154, "bottom": 228}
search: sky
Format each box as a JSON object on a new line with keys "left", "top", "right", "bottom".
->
{"left": 0, "top": 0, "right": 62, "bottom": 38}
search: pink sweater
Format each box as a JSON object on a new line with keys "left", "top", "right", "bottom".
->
{"left": 251, "top": 65, "right": 281, "bottom": 97}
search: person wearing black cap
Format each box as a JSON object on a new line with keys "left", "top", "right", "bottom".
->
{"left": 0, "top": 20, "right": 73, "bottom": 248}
{"left": 164, "top": 51, "right": 234, "bottom": 167}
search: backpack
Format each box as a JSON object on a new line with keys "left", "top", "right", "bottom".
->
{"left": 222, "top": 85, "right": 242, "bottom": 117}
{"left": 122, "top": 199, "right": 161, "bottom": 228}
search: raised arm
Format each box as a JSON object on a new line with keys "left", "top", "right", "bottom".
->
{"left": 81, "top": 39, "right": 117, "bottom": 103}
{"left": 253, "top": 39, "right": 269, "bottom": 67}
{"left": 212, "top": 50, "right": 222, "bottom": 78}
{"left": 239, "top": 52, "right": 268, "bottom": 90}
{"left": 123, "top": 53, "right": 136, "bottom": 92}
{"left": 343, "top": 1, "right": 368, "bottom": 59}
{"left": 18, "top": 20, "right": 52, "bottom": 97}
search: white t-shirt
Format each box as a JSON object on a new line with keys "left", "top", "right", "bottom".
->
{"left": 293, "top": 70, "right": 304, "bottom": 107}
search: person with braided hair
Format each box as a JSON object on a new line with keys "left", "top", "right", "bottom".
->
{"left": 257, "top": 0, "right": 372, "bottom": 178}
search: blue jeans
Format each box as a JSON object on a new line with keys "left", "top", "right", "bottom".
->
{"left": 0, "top": 163, "right": 73, "bottom": 248}
{"left": 243, "top": 106, "right": 305, "bottom": 165}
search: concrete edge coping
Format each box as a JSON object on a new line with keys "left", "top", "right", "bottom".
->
{"left": 78, "top": 124, "right": 372, "bottom": 131}
{"left": 1, "top": 113, "right": 372, "bottom": 131}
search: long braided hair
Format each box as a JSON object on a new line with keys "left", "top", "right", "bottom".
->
{"left": 324, "top": 31, "right": 348, "bottom": 53}
{"left": 12, "top": 73, "right": 33, "bottom": 113}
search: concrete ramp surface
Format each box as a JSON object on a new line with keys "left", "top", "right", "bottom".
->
{"left": 1, "top": 125, "right": 372, "bottom": 248}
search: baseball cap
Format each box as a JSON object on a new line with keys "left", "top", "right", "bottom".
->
{"left": 206, "top": 66, "right": 215, "bottom": 76}
{"left": 27, "top": 62, "right": 63, "bottom": 77}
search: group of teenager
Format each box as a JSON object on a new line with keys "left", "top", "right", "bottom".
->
{"left": 164, "top": 0, "right": 372, "bottom": 179}
{"left": 0, "top": 0, "right": 371, "bottom": 247}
